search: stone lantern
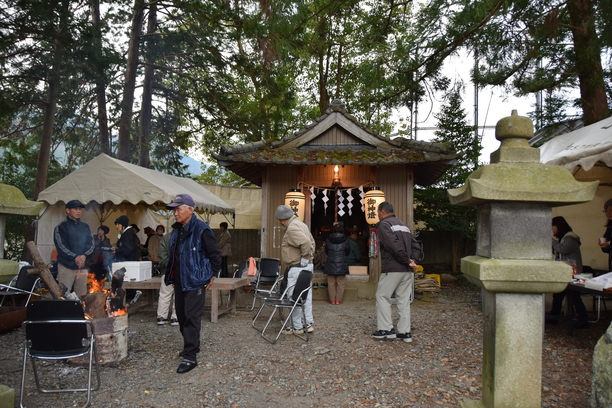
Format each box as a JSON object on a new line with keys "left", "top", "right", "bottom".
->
{"left": 448, "top": 111, "right": 598, "bottom": 408}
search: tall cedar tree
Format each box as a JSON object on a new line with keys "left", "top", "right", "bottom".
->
{"left": 414, "top": 84, "right": 481, "bottom": 273}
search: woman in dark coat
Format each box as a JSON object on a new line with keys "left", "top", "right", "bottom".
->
{"left": 324, "top": 224, "right": 350, "bottom": 304}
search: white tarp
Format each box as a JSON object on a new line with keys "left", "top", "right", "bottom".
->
{"left": 36, "top": 154, "right": 234, "bottom": 262}
{"left": 38, "top": 153, "right": 234, "bottom": 214}
{"left": 540, "top": 116, "right": 612, "bottom": 171}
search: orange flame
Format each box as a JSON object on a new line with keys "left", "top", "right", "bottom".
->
{"left": 85, "top": 273, "right": 128, "bottom": 318}
{"left": 88, "top": 273, "right": 109, "bottom": 294}
{"left": 109, "top": 308, "right": 128, "bottom": 317}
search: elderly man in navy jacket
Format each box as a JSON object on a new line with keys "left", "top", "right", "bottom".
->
{"left": 165, "top": 194, "right": 221, "bottom": 374}
{"left": 54, "top": 200, "right": 95, "bottom": 298}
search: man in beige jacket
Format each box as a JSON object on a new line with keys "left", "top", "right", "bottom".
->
{"left": 275, "top": 204, "right": 315, "bottom": 334}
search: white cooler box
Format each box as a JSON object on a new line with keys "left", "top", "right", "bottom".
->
{"left": 112, "top": 261, "right": 152, "bottom": 282}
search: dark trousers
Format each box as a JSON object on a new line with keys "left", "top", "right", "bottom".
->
{"left": 221, "top": 256, "right": 229, "bottom": 278}
{"left": 551, "top": 289, "right": 588, "bottom": 324}
{"left": 174, "top": 286, "right": 206, "bottom": 362}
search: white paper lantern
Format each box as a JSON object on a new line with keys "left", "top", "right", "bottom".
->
{"left": 364, "top": 187, "right": 385, "bottom": 225}
{"left": 285, "top": 189, "right": 306, "bottom": 221}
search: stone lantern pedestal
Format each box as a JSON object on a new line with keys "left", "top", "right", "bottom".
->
{"left": 449, "top": 111, "right": 597, "bottom": 408}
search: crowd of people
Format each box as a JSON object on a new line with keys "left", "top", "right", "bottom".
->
{"left": 51, "top": 193, "right": 612, "bottom": 374}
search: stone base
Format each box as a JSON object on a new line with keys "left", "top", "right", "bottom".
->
{"left": 459, "top": 399, "right": 484, "bottom": 408}
{"left": 480, "top": 291, "right": 543, "bottom": 407}
{"left": 590, "top": 323, "right": 612, "bottom": 408}
{"left": 462, "top": 256, "right": 572, "bottom": 293}
{"left": 0, "top": 384, "right": 14, "bottom": 408}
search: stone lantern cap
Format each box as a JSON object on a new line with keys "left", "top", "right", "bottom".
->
{"left": 0, "top": 184, "right": 43, "bottom": 216}
{"left": 448, "top": 110, "right": 598, "bottom": 207}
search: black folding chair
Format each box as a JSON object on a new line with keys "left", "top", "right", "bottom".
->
{"left": 232, "top": 260, "right": 248, "bottom": 279}
{"left": 20, "top": 299, "right": 101, "bottom": 408}
{"left": 252, "top": 268, "right": 313, "bottom": 344}
{"left": 0, "top": 266, "right": 41, "bottom": 307}
{"left": 250, "top": 258, "right": 281, "bottom": 310}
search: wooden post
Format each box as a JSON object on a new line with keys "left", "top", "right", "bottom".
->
{"left": 26, "top": 241, "right": 63, "bottom": 299}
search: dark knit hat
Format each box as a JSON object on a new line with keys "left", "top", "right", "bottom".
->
{"left": 98, "top": 225, "right": 110, "bottom": 235}
{"left": 605, "top": 198, "right": 612, "bottom": 209}
{"left": 114, "top": 215, "right": 129, "bottom": 227}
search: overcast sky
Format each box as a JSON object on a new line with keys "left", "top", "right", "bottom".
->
{"left": 409, "top": 52, "right": 537, "bottom": 164}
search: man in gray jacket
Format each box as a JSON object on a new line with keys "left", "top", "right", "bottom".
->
{"left": 372, "top": 201, "right": 421, "bottom": 343}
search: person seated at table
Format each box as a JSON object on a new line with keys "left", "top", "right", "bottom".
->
{"left": 546, "top": 216, "right": 589, "bottom": 328}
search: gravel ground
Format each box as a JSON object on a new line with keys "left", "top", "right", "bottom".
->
{"left": 0, "top": 279, "right": 607, "bottom": 408}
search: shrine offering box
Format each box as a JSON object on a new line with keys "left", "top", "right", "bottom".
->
{"left": 349, "top": 266, "right": 368, "bottom": 275}
{"left": 112, "top": 261, "right": 152, "bottom": 281}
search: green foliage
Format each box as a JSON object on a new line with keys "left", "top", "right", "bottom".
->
{"left": 194, "top": 165, "right": 254, "bottom": 187}
{"left": 463, "top": 0, "right": 611, "bottom": 124}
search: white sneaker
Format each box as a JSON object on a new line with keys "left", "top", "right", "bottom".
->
{"left": 306, "top": 324, "right": 314, "bottom": 333}
{"left": 282, "top": 327, "right": 305, "bottom": 335}
{"left": 129, "top": 290, "right": 142, "bottom": 305}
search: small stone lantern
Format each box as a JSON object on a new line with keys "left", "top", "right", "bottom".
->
{"left": 448, "top": 111, "right": 598, "bottom": 408}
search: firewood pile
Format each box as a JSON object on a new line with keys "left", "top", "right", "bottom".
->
{"left": 414, "top": 270, "right": 441, "bottom": 293}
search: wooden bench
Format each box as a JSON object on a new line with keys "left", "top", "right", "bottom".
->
{"left": 207, "top": 277, "right": 251, "bottom": 322}
{"left": 106, "top": 276, "right": 251, "bottom": 322}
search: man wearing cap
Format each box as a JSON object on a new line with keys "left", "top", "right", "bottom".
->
{"left": 165, "top": 194, "right": 221, "bottom": 374}
{"left": 53, "top": 200, "right": 95, "bottom": 297}
{"left": 275, "top": 204, "right": 315, "bottom": 335}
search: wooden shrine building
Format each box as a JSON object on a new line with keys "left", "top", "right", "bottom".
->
{"left": 214, "top": 100, "right": 458, "bottom": 289}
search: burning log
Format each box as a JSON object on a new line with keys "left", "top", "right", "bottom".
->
{"left": 107, "top": 293, "right": 125, "bottom": 315}
{"left": 111, "top": 267, "right": 126, "bottom": 294}
{"left": 83, "top": 292, "right": 108, "bottom": 319}
{"left": 85, "top": 273, "right": 128, "bottom": 318}
{"left": 26, "top": 241, "right": 63, "bottom": 299}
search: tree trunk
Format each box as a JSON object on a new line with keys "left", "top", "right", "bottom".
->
{"left": 33, "top": 1, "right": 68, "bottom": 200}
{"left": 91, "top": 0, "right": 110, "bottom": 155}
{"left": 139, "top": 1, "right": 156, "bottom": 168}
{"left": 567, "top": 0, "right": 610, "bottom": 125}
{"left": 118, "top": 0, "right": 145, "bottom": 162}
{"left": 26, "top": 241, "right": 64, "bottom": 300}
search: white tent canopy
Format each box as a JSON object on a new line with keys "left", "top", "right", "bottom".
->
{"left": 540, "top": 116, "right": 612, "bottom": 171}
{"left": 35, "top": 154, "right": 234, "bottom": 263}
{"left": 38, "top": 153, "right": 234, "bottom": 214}
{"left": 539, "top": 116, "right": 612, "bottom": 271}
